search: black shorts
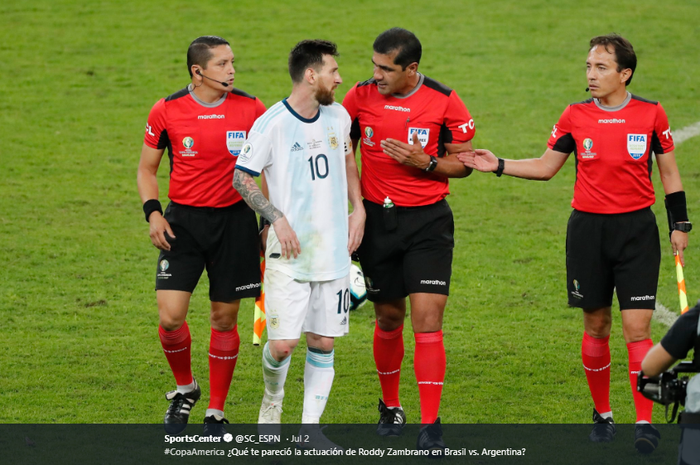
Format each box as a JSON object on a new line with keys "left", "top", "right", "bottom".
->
{"left": 566, "top": 207, "right": 660, "bottom": 310}
{"left": 357, "top": 199, "right": 454, "bottom": 302}
{"left": 155, "top": 201, "right": 261, "bottom": 302}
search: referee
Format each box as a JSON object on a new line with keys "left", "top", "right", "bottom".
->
{"left": 343, "top": 27, "right": 476, "bottom": 453}
{"left": 137, "top": 36, "right": 265, "bottom": 435}
{"left": 460, "top": 34, "right": 690, "bottom": 453}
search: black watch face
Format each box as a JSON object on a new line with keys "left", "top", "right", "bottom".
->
{"left": 675, "top": 223, "right": 692, "bottom": 232}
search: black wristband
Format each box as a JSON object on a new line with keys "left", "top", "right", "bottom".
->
{"left": 494, "top": 158, "right": 505, "bottom": 177}
{"left": 665, "top": 191, "right": 689, "bottom": 232}
{"left": 259, "top": 216, "right": 271, "bottom": 233}
{"left": 143, "top": 199, "right": 163, "bottom": 223}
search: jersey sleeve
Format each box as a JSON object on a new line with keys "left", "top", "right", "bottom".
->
{"left": 547, "top": 105, "right": 576, "bottom": 154}
{"left": 144, "top": 98, "right": 168, "bottom": 149}
{"left": 235, "top": 129, "right": 272, "bottom": 177}
{"left": 651, "top": 103, "right": 675, "bottom": 155}
{"left": 254, "top": 97, "right": 267, "bottom": 119}
{"left": 660, "top": 306, "right": 699, "bottom": 360}
{"left": 442, "top": 91, "right": 475, "bottom": 144}
{"left": 340, "top": 106, "right": 353, "bottom": 155}
{"left": 342, "top": 84, "right": 361, "bottom": 141}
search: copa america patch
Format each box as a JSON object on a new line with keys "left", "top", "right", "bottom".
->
{"left": 227, "top": 131, "right": 246, "bottom": 156}
{"left": 238, "top": 143, "right": 253, "bottom": 162}
{"left": 627, "top": 134, "right": 647, "bottom": 160}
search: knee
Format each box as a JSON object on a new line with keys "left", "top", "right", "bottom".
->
{"left": 583, "top": 312, "right": 612, "bottom": 338}
{"left": 411, "top": 312, "right": 443, "bottom": 333}
{"left": 269, "top": 340, "right": 297, "bottom": 361}
{"left": 158, "top": 310, "right": 186, "bottom": 331}
{"left": 210, "top": 302, "right": 239, "bottom": 331}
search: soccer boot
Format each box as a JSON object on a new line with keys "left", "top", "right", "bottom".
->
{"left": 203, "top": 414, "right": 229, "bottom": 438}
{"left": 589, "top": 409, "right": 616, "bottom": 442}
{"left": 297, "top": 425, "right": 344, "bottom": 452}
{"left": 634, "top": 423, "right": 661, "bottom": 454}
{"left": 258, "top": 392, "right": 283, "bottom": 442}
{"left": 417, "top": 417, "right": 446, "bottom": 458}
{"left": 164, "top": 380, "right": 201, "bottom": 435}
{"left": 377, "top": 398, "right": 406, "bottom": 436}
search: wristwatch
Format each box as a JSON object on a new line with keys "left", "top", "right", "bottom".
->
{"left": 424, "top": 156, "right": 438, "bottom": 172}
{"left": 673, "top": 222, "right": 693, "bottom": 233}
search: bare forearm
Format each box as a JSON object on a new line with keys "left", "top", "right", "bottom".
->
{"left": 433, "top": 154, "right": 472, "bottom": 178}
{"left": 137, "top": 168, "right": 160, "bottom": 203}
{"left": 345, "top": 153, "right": 363, "bottom": 210}
{"left": 233, "top": 169, "right": 283, "bottom": 223}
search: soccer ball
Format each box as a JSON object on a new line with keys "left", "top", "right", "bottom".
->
{"left": 350, "top": 264, "right": 368, "bottom": 311}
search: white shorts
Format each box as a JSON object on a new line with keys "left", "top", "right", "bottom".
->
{"left": 264, "top": 268, "right": 350, "bottom": 340}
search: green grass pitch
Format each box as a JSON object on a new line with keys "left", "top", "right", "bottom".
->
{"left": 1, "top": 0, "right": 699, "bottom": 425}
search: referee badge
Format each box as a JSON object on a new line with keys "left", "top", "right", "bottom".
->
{"left": 227, "top": 131, "right": 246, "bottom": 156}
{"left": 627, "top": 134, "right": 647, "bottom": 160}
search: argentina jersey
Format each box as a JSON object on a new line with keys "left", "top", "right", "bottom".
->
{"left": 236, "top": 99, "right": 352, "bottom": 281}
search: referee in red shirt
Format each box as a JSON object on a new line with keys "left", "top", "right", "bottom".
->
{"left": 343, "top": 27, "right": 476, "bottom": 453}
{"left": 137, "top": 36, "right": 265, "bottom": 435}
{"left": 460, "top": 34, "right": 690, "bottom": 454}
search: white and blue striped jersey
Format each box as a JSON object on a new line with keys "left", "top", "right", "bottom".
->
{"left": 236, "top": 99, "right": 352, "bottom": 281}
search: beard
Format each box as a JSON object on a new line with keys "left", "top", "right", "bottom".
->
{"left": 315, "top": 84, "right": 335, "bottom": 106}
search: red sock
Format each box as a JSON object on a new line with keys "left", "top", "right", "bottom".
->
{"left": 581, "top": 332, "right": 611, "bottom": 414}
{"left": 414, "top": 330, "right": 445, "bottom": 424}
{"left": 373, "top": 323, "right": 404, "bottom": 407}
{"left": 159, "top": 322, "right": 193, "bottom": 386}
{"left": 627, "top": 339, "right": 654, "bottom": 422}
{"left": 208, "top": 326, "right": 240, "bottom": 412}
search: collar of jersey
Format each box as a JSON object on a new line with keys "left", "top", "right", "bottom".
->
{"left": 283, "top": 98, "right": 320, "bottom": 123}
{"left": 594, "top": 91, "right": 632, "bottom": 112}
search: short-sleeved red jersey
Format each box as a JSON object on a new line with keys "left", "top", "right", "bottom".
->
{"left": 144, "top": 86, "right": 266, "bottom": 208}
{"left": 343, "top": 75, "right": 475, "bottom": 206}
{"left": 548, "top": 94, "right": 674, "bottom": 214}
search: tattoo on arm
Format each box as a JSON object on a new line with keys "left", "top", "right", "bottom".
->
{"left": 233, "top": 170, "right": 283, "bottom": 223}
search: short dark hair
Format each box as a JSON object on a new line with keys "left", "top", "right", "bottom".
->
{"left": 373, "top": 28, "right": 422, "bottom": 70}
{"left": 288, "top": 40, "right": 339, "bottom": 83}
{"left": 589, "top": 33, "right": 637, "bottom": 86}
{"left": 187, "top": 36, "right": 230, "bottom": 78}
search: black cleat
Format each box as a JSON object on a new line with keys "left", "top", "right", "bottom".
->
{"left": 164, "top": 381, "right": 201, "bottom": 435}
{"left": 377, "top": 399, "right": 406, "bottom": 436}
{"left": 417, "top": 417, "right": 446, "bottom": 458}
{"left": 203, "top": 415, "right": 229, "bottom": 438}
{"left": 589, "top": 409, "right": 616, "bottom": 443}
{"left": 634, "top": 423, "right": 660, "bottom": 454}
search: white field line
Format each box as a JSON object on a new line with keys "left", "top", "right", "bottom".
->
{"left": 654, "top": 121, "right": 700, "bottom": 326}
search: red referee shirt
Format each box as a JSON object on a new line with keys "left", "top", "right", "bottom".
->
{"left": 548, "top": 94, "right": 674, "bottom": 214}
{"left": 343, "top": 75, "right": 475, "bottom": 207}
{"left": 144, "top": 86, "right": 266, "bottom": 208}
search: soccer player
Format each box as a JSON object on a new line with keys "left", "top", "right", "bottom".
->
{"left": 137, "top": 36, "right": 265, "bottom": 435}
{"left": 342, "top": 27, "right": 476, "bottom": 453}
{"left": 233, "top": 39, "right": 364, "bottom": 450}
{"left": 459, "top": 34, "right": 690, "bottom": 453}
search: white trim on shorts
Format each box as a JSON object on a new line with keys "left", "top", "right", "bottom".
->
{"left": 264, "top": 268, "right": 350, "bottom": 340}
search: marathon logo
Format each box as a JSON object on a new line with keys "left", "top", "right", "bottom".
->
{"left": 598, "top": 118, "right": 626, "bottom": 123}
{"left": 235, "top": 282, "right": 261, "bottom": 292}
{"left": 198, "top": 114, "right": 225, "bottom": 119}
{"left": 420, "top": 279, "right": 447, "bottom": 286}
{"left": 384, "top": 105, "right": 410, "bottom": 112}
{"left": 630, "top": 295, "right": 655, "bottom": 301}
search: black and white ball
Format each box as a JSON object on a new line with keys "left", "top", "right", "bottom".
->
{"left": 350, "top": 264, "right": 368, "bottom": 311}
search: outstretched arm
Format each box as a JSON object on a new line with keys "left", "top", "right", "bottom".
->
{"left": 457, "top": 148, "right": 569, "bottom": 181}
{"left": 233, "top": 169, "right": 300, "bottom": 259}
